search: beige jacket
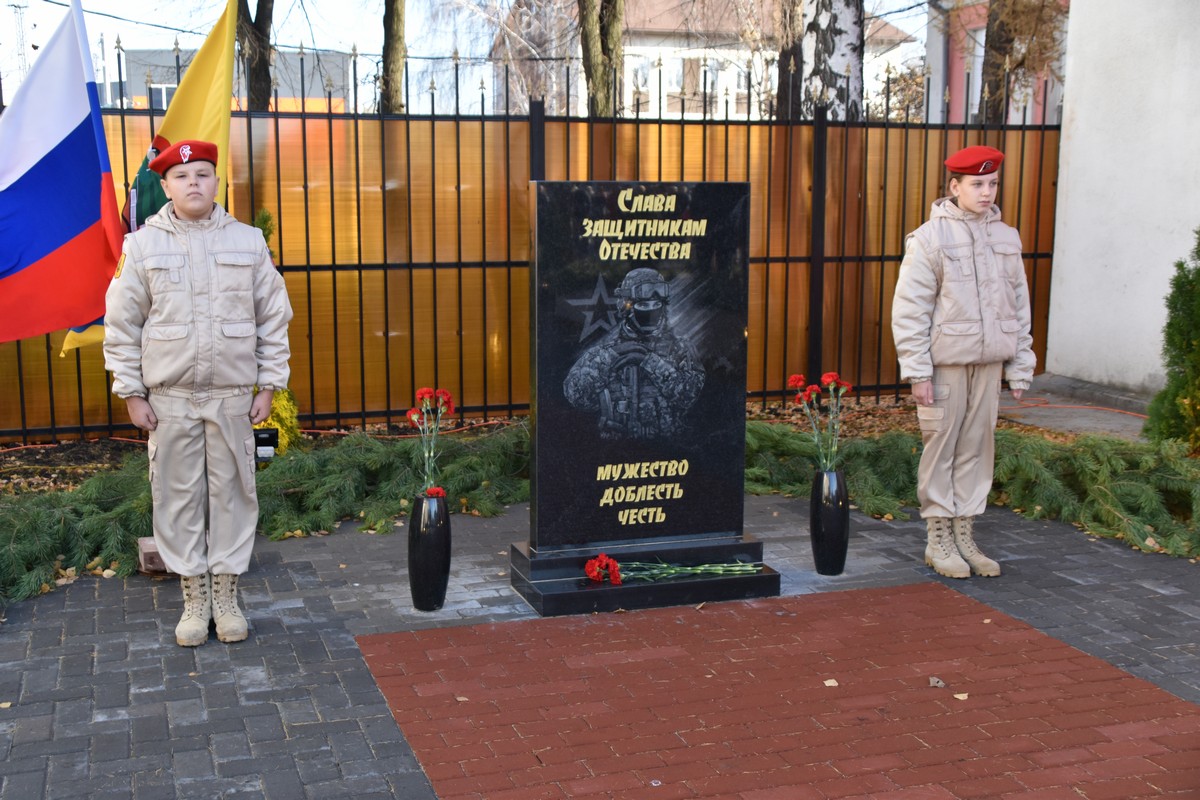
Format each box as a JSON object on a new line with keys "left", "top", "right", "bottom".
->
{"left": 104, "top": 203, "right": 292, "bottom": 399}
{"left": 891, "top": 197, "right": 1035, "bottom": 390}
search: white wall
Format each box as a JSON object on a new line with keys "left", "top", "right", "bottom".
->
{"left": 1047, "top": 0, "right": 1200, "bottom": 392}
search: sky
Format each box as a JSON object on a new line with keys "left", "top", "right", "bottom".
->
{"left": 0, "top": 0, "right": 931, "bottom": 103}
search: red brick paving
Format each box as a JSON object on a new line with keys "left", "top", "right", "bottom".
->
{"left": 359, "top": 583, "right": 1200, "bottom": 799}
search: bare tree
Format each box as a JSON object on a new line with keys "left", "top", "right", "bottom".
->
{"left": 800, "top": 0, "right": 864, "bottom": 120}
{"left": 980, "top": 0, "right": 1068, "bottom": 123}
{"left": 237, "top": 0, "right": 275, "bottom": 111}
{"left": 492, "top": 0, "right": 578, "bottom": 114}
{"left": 381, "top": 0, "right": 406, "bottom": 113}
{"left": 577, "top": 0, "right": 624, "bottom": 115}
{"left": 866, "top": 62, "right": 926, "bottom": 121}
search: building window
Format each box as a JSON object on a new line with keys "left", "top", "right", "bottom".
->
{"left": 149, "top": 84, "right": 177, "bottom": 111}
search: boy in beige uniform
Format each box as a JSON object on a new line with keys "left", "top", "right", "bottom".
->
{"left": 891, "top": 145, "right": 1035, "bottom": 579}
{"left": 104, "top": 140, "right": 292, "bottom": 646}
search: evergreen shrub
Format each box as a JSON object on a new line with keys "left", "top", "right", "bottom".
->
{"left": 1145, "top": 226, "right": 1200, "bottom": 453}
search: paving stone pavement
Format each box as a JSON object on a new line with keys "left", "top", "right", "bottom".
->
{"left": 2, "top": 494, "right": 1197, "bottom": 799}
{"left": 2, "top": 386, "right": 1197, "bottom": 799}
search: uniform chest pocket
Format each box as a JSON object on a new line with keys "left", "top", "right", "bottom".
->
{"left": 989, "top": 242, "right": 1024, "bottom": 276}
{"left": 214, "top": 251, "right": 257, "bottom": 293}
{"left": 145, "top": 255, "right": 186, "bottom": 293}
{"left": 940, "top": 244, "right": 974, "bottom": 280}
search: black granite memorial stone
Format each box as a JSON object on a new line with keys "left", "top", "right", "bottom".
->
{"left": 511, "top": 181, "right": 780, "bottom": 616}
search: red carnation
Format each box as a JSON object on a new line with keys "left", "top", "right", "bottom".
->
{"left": 406, "top": 408, "right": 422, "bottom": 427}
{"left": 787, "top": 374, "right": 806, "bottom": 390}
{"left": 416, "top": 387, "right": 435, "bottom": 403}
{"left": 820, "top": 371, "right": 840, "bottom": 387}
{"left": 425, "top": 486, "right": 446, "bottom": 498}
{"left": 802, "top": 385, "right": 822, "bottom": 404}
{"left": 434, "top": 389, "right": 455, "bottom": 416}
{"left": 837, "top": 379, "right": 853, "bottom": 392}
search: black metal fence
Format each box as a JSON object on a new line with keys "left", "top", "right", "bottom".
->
{"left": 0, "top": 55, "right": 1061, "bottom": 443}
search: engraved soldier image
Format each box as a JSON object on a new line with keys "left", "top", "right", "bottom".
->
{"left": 563, "top": 267, "right": 704, "bottom": 439}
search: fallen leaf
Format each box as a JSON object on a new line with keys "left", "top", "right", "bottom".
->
{"left": 102, "top": 569, "right": 116, "bottom": 578}
{"left": 339, "top": 564, "right": 347, "bottom": 569}
{"left": 983, "top": 618, "right": 992, "bottom": 624}
{"left": 953, "top": 693, "right": 969, "bottom": 700}
{"left": 0, "top": 702, "right": 10, "bottom": 709}
{"left": 455, "top": 696, "right": 469, "bottom": 702}
{"left": 824, "top": 679, "right": 839, "bottom": 687}
{"left": 929, "top": 676, "right": 946, "bottom": 688}
{"left": 695, "top": 602, "right": 706, "bottom": 610}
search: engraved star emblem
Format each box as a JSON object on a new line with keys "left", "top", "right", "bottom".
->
{"left": 566, "top": 275, "right": 618, "bottom": 341}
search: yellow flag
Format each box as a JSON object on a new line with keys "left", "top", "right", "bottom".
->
{"left": 156, "top": 0, "right": 237, "bottom": 201}
{"left": 61, "top": 0, "right": 237, "bottom": 357}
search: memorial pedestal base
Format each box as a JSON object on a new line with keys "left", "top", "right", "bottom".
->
{"left": 510, "top": 534, "right": 780, "bottom": 617}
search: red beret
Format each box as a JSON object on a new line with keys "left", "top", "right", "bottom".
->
{"left": 944, "top": 145, "right": 1004, "bottom": 175}
{"left": 149, "top": 139, "right": 218, "bottom": 177}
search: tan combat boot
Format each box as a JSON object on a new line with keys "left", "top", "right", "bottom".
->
{"left": 176, "top": 574, "right": 212, "bottom": 647}
{"left": 952, "top": 516, "right": 1001, "bottom": 577}
{"left": 924, "top": 516, "right": 970, "bottom": 579}
{"left": 210, "top": 573, "right": 249, "bottom": 643}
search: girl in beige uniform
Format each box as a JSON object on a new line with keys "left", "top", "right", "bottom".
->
{"left": 104, "top": 140, "right": 292, "bottom": 646}
{"left": 891, "top": 145, "right": 1035, "bottom": 579}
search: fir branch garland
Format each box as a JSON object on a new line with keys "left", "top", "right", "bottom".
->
{"left": 1, "top": 418, "right": 1197, "bottom": 605}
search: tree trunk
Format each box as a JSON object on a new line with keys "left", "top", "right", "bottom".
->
{"left": 800, "top": 0, "right": 864, "bottom": 121}
{"left": 577, "top": 0, "right": 624, "bottom": 116}
{"left": 981, "top": 0, "right": 1015, "bottom": 124}
{"left": 774, "top": 48, "right": 802, "bottom": 119}
{"left": 775, "top": 0, "right": 804, "bottom": 120}
{"left": 237, "top": 0, "right": 274, "bottom": 112}
{"left": 381, "top": 0, "right": 406, "bottom": 114}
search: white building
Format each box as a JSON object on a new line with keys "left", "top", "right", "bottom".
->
{"left": 1047, "top": 0, "right": 1200, "bottom": 392}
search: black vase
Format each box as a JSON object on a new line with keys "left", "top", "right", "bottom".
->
{"left": 809, "top": 469, "right": 850, "bottom": 576}
{"left": 408, "top": 495, "right": 451, "bottom": 611}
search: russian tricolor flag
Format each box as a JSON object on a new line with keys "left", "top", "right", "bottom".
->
{"left": 0, "top": 0, "right": 123, "bottom": 344}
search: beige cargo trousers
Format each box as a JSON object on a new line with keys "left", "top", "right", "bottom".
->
{"left": 147, "top": 387, "right": 259, "bottom": 576}
{"left": 915, "top": 362, "right": 1003, "bottom": 519}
